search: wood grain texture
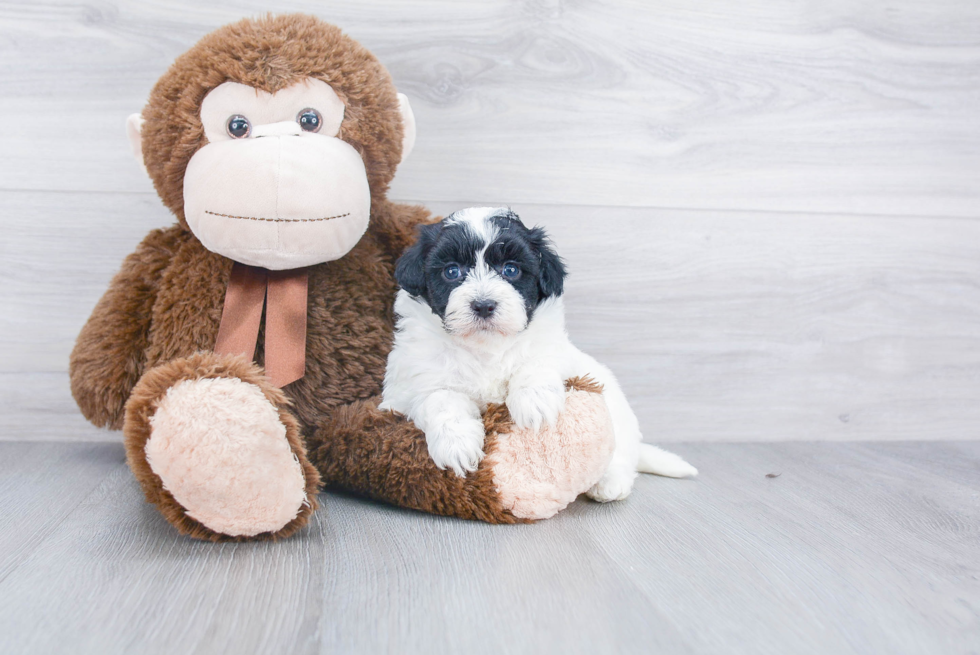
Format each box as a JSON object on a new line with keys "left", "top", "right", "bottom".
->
{"left": 0, "top": 441, "right": 124, "bottom": 581}
{"left": 0, "top": 0, "right": 978, "bottom": 216}
{"left": 1, "top": 1, "right": 979, "bottom": 441}
{"left": 0, "top": 440, "right": 976, "bottom": 654}
{"left": 5, "top": 190, "right": 979, "bottom": 442}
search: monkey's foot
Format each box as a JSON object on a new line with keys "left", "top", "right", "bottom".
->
{"left": 484, "top": 377, "right": 616, "bottom": 520}
{"left": 124, "top": 353, "right": 320, "bottom": 540}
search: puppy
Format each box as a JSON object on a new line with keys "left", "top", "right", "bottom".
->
{"left": 379, "top": 207, "right": 696, "bottom": 502}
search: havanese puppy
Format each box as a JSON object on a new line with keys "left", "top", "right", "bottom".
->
{"left": 379, "top": 207, "right": 697, "bottom": 502}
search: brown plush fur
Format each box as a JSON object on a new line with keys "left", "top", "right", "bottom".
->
{"left": 565, "top": 376, "right": 605, "bottom": 395}
{"left": 123, "top": 352, "right": 321, "bottom": 541}
{"left": 70, "top": 227, "right": 192, "bottom": 429}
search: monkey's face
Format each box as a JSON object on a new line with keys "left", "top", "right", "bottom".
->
{"left": 178, "top": 79, "right": 369, "bottom": 270}
{"left": 131, "top": 15, "right": 416, "bottom": 269}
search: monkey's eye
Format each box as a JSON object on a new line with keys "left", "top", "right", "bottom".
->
{"left": 226, "top": 115, "right": 251, "bottom": 139}
{"left": 501, "top": 262, "right": 521, "bottom": 280}
{"left": 297, "top": 108, "right": 322, "bottom": 133}
{"left": 443, "top": 264, "right": 462, "bottom": 281}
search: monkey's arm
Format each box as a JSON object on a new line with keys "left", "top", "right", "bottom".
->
{"left": 306, "top": 377, "right": 615, "bottom": 524}
{"left": 70, "top": 226, "right": 187, "bottom": 429}
{"left": 307, "top": 398, "right": 525, "bottom": 524}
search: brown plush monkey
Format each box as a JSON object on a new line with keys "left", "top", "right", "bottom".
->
{"left": 70, "top": 14, "right": 616, "bottom": 540}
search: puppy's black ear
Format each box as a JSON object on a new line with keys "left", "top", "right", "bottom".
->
{"left": 527, "top": 226, "right": 566, "bottom": 299}
{"left": 395, "top": 222, "right": 441, "bottom": 297}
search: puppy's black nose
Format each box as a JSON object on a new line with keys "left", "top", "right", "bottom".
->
{"left": 471, "top": 300, "right": 497, "bottom": 318}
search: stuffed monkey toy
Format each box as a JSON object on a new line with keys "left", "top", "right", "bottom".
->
{"left": 70, "top": 14, "right": 619, "bottom": 540}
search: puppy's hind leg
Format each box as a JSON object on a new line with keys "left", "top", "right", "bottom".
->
{"left": 584, "top": 370, "right": 643, "bottom": 502}
{"left": 581, "top": 359, "right": 696, "bottom": 502}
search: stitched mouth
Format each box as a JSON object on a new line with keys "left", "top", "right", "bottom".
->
{"left": 205, "top": 210, "right": 350, "bottom": 223}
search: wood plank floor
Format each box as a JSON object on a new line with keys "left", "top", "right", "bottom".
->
{"left": 0, "top": 440, "right": 976, "bottom": 654}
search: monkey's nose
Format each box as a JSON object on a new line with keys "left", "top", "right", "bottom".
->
{"left": 251, "top": 121, "right": 303, "bottom": 138}
{"left": 471, "top": 300, "right": 497, "bottom": 318}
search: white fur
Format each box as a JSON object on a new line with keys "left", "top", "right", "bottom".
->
{"left": 444, "top": 266, "right": 528, "bottom": 338}
{"left": 445, "top": 206, "right": 503, "bottom": 241}
{"left": 441, "top": 207, "right": 530, "bottom": 339}
{"left": 380, "top": 291, "right": 697, "bottom": 498}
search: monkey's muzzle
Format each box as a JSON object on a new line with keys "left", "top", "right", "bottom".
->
{"left": 182, "top": 132, "right": 371, "bottom": 270}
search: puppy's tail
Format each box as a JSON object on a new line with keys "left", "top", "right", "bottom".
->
{"left": 637, "top": 443, "right": 698, "bottom": 478}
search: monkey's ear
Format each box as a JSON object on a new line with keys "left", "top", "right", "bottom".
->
{"left": 125, "top": 113, "right": 148, "bottom": 175}
{"left": 394, "top": 222, "right": 440, "bottom": 297}
{"left": 397, "top": 93, "right": 416, "bottom": 164}
{"left": 528, "top": 227, "right": 567, "bottom": 299}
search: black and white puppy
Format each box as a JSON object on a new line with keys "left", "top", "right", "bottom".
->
{"left": 379, "top": 207, "right": 696, "bottom": 501}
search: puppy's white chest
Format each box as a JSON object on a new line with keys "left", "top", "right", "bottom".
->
{"left": 473, "top": 373, "right": 510, "bottom": 407}
{"left": 456, "top": 349, "right": 514, "bottom": 407}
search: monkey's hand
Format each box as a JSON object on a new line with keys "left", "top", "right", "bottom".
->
{"left": 69, "top": 226, "right": 186, "bottom": 429}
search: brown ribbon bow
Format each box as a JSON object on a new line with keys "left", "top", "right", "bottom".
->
{"left": 214, "top": 262, "right": 309, "bottom": 388}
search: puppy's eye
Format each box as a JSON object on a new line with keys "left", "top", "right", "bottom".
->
{"left": 297, "top": 108, "right": 322, "bottom": 133}
{"left": 443, "top": 263, "right": 462, "bottom": 281}
{"left": 226, "top": 115, "right": 251, "bottom": 139}
{"left": 501, "top": 262, "right": 521, "bottom": 280}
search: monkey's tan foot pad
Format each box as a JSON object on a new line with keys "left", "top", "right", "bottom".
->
{"left": 124, "top": 353, "right": 319, "bottom": 541}
{"left": 483, "top": 378, "right": 616, "bottom": 520}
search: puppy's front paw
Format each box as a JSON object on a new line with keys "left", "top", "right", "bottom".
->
{"left": 586, "top": 466, "right": 638, "bottom": 503}
{"left": 506, "top": 383, "right": 566, "bottom": 431}
{"left": 426, "top": 417, "right": 486, "bottom": 478}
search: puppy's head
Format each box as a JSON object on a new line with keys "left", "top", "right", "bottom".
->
{"left": 395, "top": 207, "right": 566, "bottom": 337}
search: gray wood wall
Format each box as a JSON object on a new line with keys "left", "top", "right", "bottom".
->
{"left": 2, "top": 0, "right": 978, "bottom": 442}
